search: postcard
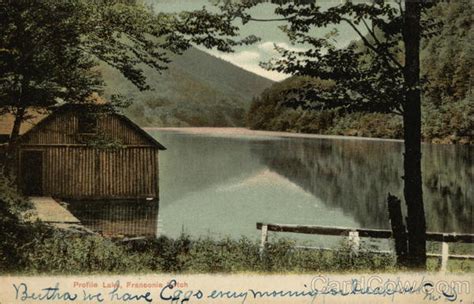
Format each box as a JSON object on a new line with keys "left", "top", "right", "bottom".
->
{"left": 0, "top": 0, "right": 472, "bottom": 303}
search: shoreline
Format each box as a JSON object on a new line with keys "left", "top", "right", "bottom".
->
{"left": 144, "top": 127, "right": 472, "bottom": 145}
{"left": 144, "top": 127, "right": 405, "bottom": 143}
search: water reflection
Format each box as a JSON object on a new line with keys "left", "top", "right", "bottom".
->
{"left": 251, "top": 138, "right": 473, "bottom": 233}
{"left": 67, "top": 200, "right": 159, "bottom": 238}
{"left": 151, "top": 130, "right": 473, "bottom": 239}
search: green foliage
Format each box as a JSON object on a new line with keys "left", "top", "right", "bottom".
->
{"left": 77, "top": 132, "right": 126, "bottom": 150}
{"left": 182, "top": 236, "right": 261, "bottom": 273}
{"left": 247, "top": 76, "right": 404, "bottom": 139}
{"left": 328, "top": 112, "right": 402, "bottom": 139}
{"left": 0, "top": 168, "right": 31, "bottom": 216}
{"left": 246, "top": 0, "right": 472, "bottom": 143}
{"left": 123, "top": 233, "right": 193, "bottom": 272}
{"left": 237, "top": 1, "right": 407, "bottom": 136}
{"left": 241, "top": 1, "right": 408, "bottom": 114}
{"left": 0, "top": 0, "right": 102, "bottom": 110}
{"left": 421, "top": 0, "right": 473, "bottom": 106}
{"left": 5, "top": 227, "right": 474, "bottom": 274}
{"left": 247, "top": 76, "right": 335, "bottom": 131}
{"left": 19, "top": 232, "right": 150, "bottom": 275}
{"left": 0, "top": 171, "right": 37, "bottom": 272}
{"left": 0, "top": 171, "right": 144, "bottom": 274}
{"left": 13, "top": 226, "right": 474, "bottom": 274}
{"left": 123, "top": 235, "right": 396, "bottom": 274}
{"left": 422, "top": 98, "right": 474, "bottom": 144}
{"left": 419, "top": 0, "right": 473, "bottom": 143}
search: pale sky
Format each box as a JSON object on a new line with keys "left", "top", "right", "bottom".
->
{"left": 150, "top": 0, "right": 365, "bottom": 81}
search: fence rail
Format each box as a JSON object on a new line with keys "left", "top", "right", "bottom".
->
{"left": 256, "top": 222, "right": 474, "bottom": 272}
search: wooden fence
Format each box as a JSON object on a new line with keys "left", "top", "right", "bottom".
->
{"left": 257, "top": 222, "right": 474, "bottom": 272}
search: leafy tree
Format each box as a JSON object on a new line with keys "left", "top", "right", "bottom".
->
{"left": 0, "top": 0, "right": 256, "bottom": 146}
{"left": 245, "top": 0, "right": 473, "bottom": 143}
{"left": 220, "top": 0, "right": 436, "bottom": 268}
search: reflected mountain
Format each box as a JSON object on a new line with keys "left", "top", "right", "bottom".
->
{"left": 149, "top": 131, "right": 264, "bottom": 205}
{"left": 250, "top": 138, "right": 473, "bottom": 233}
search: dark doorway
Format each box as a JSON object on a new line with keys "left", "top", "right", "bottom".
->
{"left": 21, "top": 150, "right": 43, "bottom": 196}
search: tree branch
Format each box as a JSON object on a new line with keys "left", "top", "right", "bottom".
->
{"left": 341, "top": 18, "right": 403, "bottom": 86}
{"left": 341, "top": 17, "right": 378, "bottom": 54}
{"left": 396, "top": 0, "right": 404, "bottom": 15}
{"left": 361, "top": 18, "right": 404, "bottom": 70}
{"left": 247, "top": 17, "right": 292, "bottom": 22}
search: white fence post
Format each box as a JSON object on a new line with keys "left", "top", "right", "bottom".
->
{"left": 260, "top": 224, "right": 268, "bottom": 257}
{"left": 349, "top": 231, "right": 360, "bottom": 256}
{"left": 440, "top": 237, "right": 449, "bottom": 272}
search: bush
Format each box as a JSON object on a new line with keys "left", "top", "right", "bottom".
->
{"left": 0, "top": 171, "right": 36, "bottom": 272}
{"left": 19, "top": 232, "right": 152, "bottom": 274}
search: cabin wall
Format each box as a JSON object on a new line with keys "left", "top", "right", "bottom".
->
{"left": 23, "top": 113, "right": 150, "bottom": 145}
{"left": 21, "top": 146, "right": 159, "bottom": 199}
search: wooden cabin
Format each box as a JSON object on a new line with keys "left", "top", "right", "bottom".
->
{"left": 0, "top": 104, "right": 165, "bottom": 200}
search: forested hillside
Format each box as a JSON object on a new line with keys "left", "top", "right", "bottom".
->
{"left": 102, "top": 47, "right": 274, "bottom": 127}
{"left": 421, "top": 0, "right": 473, "bottom": 142}
{"left": 246, "top": 0, "right": 473, "bottom": 144}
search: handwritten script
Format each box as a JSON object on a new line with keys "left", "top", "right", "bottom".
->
{"left": 11, "top": 277, "right": 466, "bottom": 303}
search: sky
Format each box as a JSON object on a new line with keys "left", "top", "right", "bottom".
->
{"left": 150, "top": 0, "right": 365, "bottom": 81}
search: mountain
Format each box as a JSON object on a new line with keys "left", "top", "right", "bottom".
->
{"left": 100, "top": 47, "right": 274, "bottom": 127}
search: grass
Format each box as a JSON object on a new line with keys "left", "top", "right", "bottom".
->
{"left": 2, "top": 230, "right": 397, "bottom": 275}
{"left": 3, "top": 228, "right": 472, "bottom": 275}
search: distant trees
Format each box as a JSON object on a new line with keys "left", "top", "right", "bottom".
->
{"left": 246, "top": 76, "right": 347, "bottom": 134}
{"left": 422, "top": 0, "right": 472, "bottom": 105}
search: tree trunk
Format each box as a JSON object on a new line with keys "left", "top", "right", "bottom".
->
{"left": 402, "top": 0, "right": 426, "bottom": 269}
{"left": 3, "top": 108, "right": 26, "bottom": 176}
{"left": 10, "top": 108, "right": 26, "bottom": 143}
{"left": 387, "top": 193, "right": 408, "bottom": 267}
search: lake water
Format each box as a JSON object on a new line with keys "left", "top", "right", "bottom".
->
{"left": 146, "top": 129, "right": 473, "bottom": 245}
